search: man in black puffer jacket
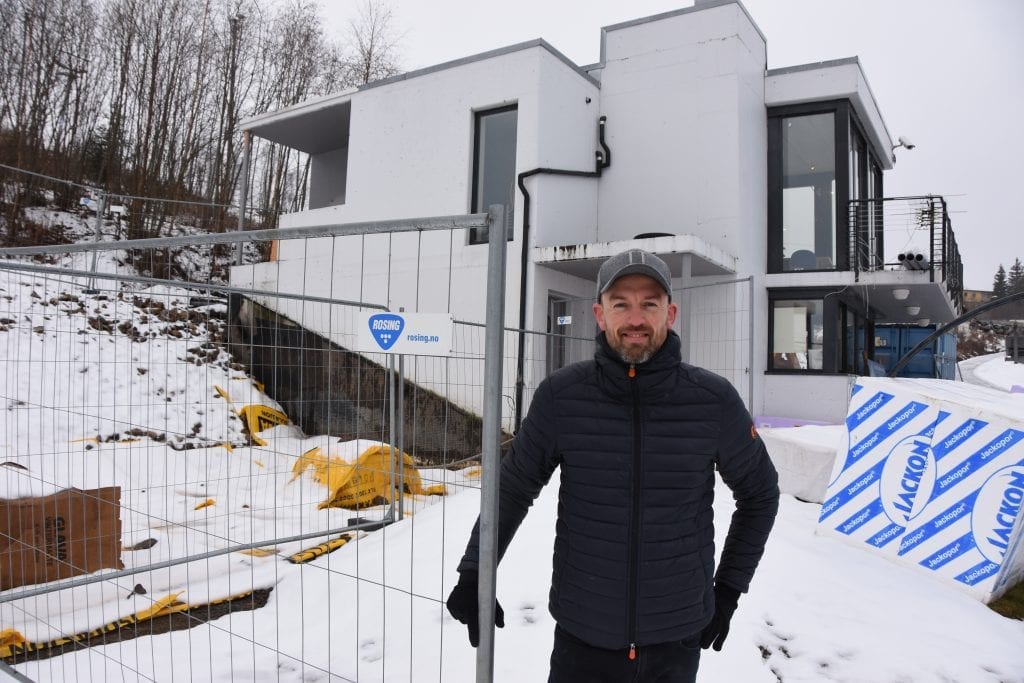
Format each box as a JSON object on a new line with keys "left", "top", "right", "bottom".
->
{"left": 447, "top": 249, "right": 779, "bottom": 682}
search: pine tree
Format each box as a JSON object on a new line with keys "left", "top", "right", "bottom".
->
{"left": 993, "top": 265, "right": 1008, "bottom": 298}
{"left": 1009, "top": 258, "right": 1024, "bottom": 294}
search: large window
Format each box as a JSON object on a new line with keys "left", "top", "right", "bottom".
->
{"left": 780, "top": 113, "right": 835, "bottom": 271}
{"left": 850, "top": 120, "right": 885, "bottom": 271}
{"left": 771, "top": 298, "right": 824, "bottom": 370}
{"left": 469, "top": 105, "right": 517, "bottom": 244}
{"left": 769, "top": 288, "right": 873, "bottom": 374}
{"left": 768, "top": 101, "right": 885, "bottom": 274}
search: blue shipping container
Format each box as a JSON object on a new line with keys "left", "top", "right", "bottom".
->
{"left": 872, "top": 325, "right": 956, "bottom": 379}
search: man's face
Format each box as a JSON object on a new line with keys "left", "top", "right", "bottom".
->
{"left": 593, "top": 273, "right": 677, "bottom": 364}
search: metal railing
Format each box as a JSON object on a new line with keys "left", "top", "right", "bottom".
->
{"left": 847, "top": 195, "right": 964, "bottom": 311}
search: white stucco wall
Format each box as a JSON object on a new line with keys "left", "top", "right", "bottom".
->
{"left": 258, "top": 46, "right": 602, "bottom": 325}
{"left": 237, "top": 45, "right": 606, "bottom": 423}
{"left": 527, "top": 54, "right": 602, "bottom": 248}
{"left": 595, "top": 4, "right": 766, "bottom": 254}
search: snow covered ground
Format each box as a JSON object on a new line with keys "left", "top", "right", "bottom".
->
{"left": 2, "top": 247, "right": 1023, "bottom": 681}
{"left": 959, "top": 352, "right": 1024, "bottom": 393}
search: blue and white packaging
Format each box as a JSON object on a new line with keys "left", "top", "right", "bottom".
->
{"left": 817, "top": 377, "right": 1024, "bottom": 602}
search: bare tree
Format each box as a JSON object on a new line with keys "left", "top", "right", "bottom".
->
{"left": 343, "top": 0, "right": 402, "bottom": 86}
{"left": 251, "top": 0, "right": 348, "bottom": 220}
{"left": 2, "top": 0, "right": 404, "bottom": 239}
{"left": 1, "top": 0, "right": 106, "bottom": 229}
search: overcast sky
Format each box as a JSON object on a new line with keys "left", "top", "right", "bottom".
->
{"left": 319, "top": 0, "right": 1024, "bottom": 291}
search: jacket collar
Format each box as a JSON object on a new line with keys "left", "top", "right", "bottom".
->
{"left": 594, "top": 329, "right": 682, "bottom": 397}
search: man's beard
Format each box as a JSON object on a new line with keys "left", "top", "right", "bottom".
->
{"left": 608, "top": 327, "right": 658, "bottom": 365}
{"left": 618, "top": 347, "right": 653, "bottom": 364}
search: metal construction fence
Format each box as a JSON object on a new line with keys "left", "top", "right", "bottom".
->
{"left": 0, "top": 199, "right": 752, "bottom": 681}
{"left": 0, "top": 207, "right": 583, "bottom": 682}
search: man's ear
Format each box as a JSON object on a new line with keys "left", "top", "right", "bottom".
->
{"left": 667, "top": 301, "right": 678, "bottom": 327}
{"left": 592, "top": 302, "right": 607, "bottom": 331}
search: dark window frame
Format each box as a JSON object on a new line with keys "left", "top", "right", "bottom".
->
{"left": 768, "top": 100, "right": 864, "bottom": 274}
{"left": 770, "top": 101, "right": 847, "bottom": 272}
{"left": 767, "top": 286, "right": 873, "bottom": 375}
{"left": 469, "top": 104, "right": 518, "bottom": 245}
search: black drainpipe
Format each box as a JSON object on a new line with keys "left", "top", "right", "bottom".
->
{"left": 513, "top": 115, "right": 612, "bottom": 431}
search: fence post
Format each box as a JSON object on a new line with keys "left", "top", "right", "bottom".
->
{"left": 388, "top": 352, "right": 397, "bottom": 521}
{"left": 236, "top": 130, "right": 251, "bottom": 265}
{"left": 477, "top": 204, "right": 507, "bottom": 683}
{"left": 85, "top": 192, "right": 106, "bottom": 293}
{"left": 398, "top": 350, "right": 406, "bottom": 520}
{"left": 0, "top": 659, "right": 32, "bottom": 682}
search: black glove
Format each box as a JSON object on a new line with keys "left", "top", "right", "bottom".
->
{"left": 700, "top": 583, "right": 740, "bottom": 651}
{"left": 445, "top": 572, "right": 504, "bottom": 647}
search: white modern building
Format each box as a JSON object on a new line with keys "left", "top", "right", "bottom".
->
{"left": 234, "top": 0, "right": 962, "bottom": 427}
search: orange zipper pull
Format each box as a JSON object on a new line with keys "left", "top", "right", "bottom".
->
{"left": 628, "top": 643, "right": 636, "bottom": 660}
{"left": 628, "top": 365, "right": 636, "bottom": 378}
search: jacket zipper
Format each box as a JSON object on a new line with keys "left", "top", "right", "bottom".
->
{"left": 627, "top": 363, "right": 640, "bottom": 659}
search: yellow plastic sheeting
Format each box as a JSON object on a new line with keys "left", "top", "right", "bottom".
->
{"left": 291, "top": 444, "right": 446, "bottom": 510}
{"left": 0, "top": 590, "right": 267, "bottom": 662}
{"left": 214, "top": 384, "right": 289, "bottom": 446}
{"left": 1, "top": 593, "right": 184, "bottom": 661}
{"left": 237, "top": 405, "right": 289, "bottom": 446}
{"left": 0, "top": 629, "right": 25, "bottom": 648}
{"left": 287, "top": 534, "right": 353, "bottom": 564}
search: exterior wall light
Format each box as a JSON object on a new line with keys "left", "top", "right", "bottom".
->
{"left": 917, "top": 318, "right": 931, "bottom": 327}
{"left": 892, "top": 288, "right": 910, "bottom": 300}
{"left": 905, "top": 306, "right": 920, "bottom": 316}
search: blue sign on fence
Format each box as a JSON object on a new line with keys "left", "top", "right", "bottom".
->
{"left": 356, "top": 312, "right": 453, "bottom": 357}
{"left": 367, "top": 313, "right": 404, "bottom": 351}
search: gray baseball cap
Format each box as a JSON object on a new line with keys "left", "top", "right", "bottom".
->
{"left": 596, "top": 249, "right": 672, "bottom": 298}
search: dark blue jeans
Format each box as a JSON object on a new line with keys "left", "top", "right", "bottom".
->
{"left": 547, "top": 626, "right": 701, "bottom": 683}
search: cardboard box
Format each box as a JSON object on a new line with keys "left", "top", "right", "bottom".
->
{"left": 1, "top": 487, "right": 123, "bottom": 591}
{"left": 818, "top": 378, "right": 1024, "bottom": 602}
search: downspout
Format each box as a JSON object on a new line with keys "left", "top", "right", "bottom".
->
{"left": 513, "top": 116, "right": 612, "bottom": 431}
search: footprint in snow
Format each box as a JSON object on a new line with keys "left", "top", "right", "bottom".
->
{"left": 359, "top": 638, "right": 383, "bottom": 662}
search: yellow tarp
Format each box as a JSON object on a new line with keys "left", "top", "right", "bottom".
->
{"left": 1, "top": 590, "right": 262, "bottom": 662}
{"left": 0, "top": 629, "right": 25, "bottom": 648}
{"left": 237, "top": 405, "right": 289, "bottom": 446}
{"left": 214, "top": 384, "right": 289, "bottom": 447}
{"left": 291, "top": 444, "right": 446, "bottom": 509}
{"left": 287, "top": 534, "right": 353, "bottom": 564}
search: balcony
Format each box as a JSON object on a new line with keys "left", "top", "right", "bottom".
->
{"left": 848, "top": 195, "right": 964, "bottom": 319}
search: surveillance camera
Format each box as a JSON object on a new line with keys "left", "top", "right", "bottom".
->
{"left": 898, "top": 135, "right": 915, "bottom": 150}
